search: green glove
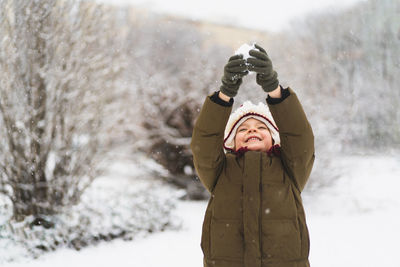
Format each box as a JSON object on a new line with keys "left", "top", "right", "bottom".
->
{"left": 247, "top": 44, "right": 279, "bottom": 92}
{"left": 220, "top": 54, "right": 248, "bottom": 98}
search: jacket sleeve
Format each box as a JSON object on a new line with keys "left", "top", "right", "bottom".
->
{"left": 268, "top": 88, "right": 315, "bottom": 192}
{"left": 190, "top": 96, "right": 232, "bottom": 193}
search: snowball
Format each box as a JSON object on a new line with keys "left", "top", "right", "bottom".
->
{"left": 235, "top": 43, "right": 256, "bottom": 60}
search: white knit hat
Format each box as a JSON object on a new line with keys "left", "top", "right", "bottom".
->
{"left": 223, "top": 101, "right": 280, "bottom": 151}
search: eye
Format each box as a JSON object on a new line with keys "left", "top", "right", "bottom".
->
{"left": 238, "top": 128, "right": 247, "bottom": 132}
{"left": 258, "top": 126, "right": 267, "bottom": 130}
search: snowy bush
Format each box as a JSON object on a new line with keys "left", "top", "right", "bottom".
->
{"left": 0, "top": 169, "right": 181, "bottom": 263}
{"left": 0, "top": 0, "right": 126, "bottom": 220}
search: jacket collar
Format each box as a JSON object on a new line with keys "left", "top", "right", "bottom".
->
{"left": 234, "top": 144, "right": 281, "bottom": 158}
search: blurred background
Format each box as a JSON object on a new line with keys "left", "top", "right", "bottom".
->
{"left": 0, "top": 0, "right": 399, "bottom": 266}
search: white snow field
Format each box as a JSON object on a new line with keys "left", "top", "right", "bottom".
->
{"left": 2, "top": 154, "right": 400, "bottom": 267}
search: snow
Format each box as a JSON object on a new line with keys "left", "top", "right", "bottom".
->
{"left": 0, "top": 153, "right": 181, "bottom": 264}
{"left": 1, "top": 201, "right": 204, "bottom": 267}
{"left": 309, "top": 211, "right": 399, "bottom": 267}
{"left": 235, "top": 43, "right": 255, "bottom": 60}
{"left": 2, "top": 154, "right": 400, "bottom": 267}
{"left": 305, "top": 155, "right": 400, "bottom": 267}
{"left": 304, "top": 155, "right": 400, "bottom": 215}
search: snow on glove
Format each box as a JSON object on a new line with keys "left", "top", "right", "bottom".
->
{"left": 247, "top": 44, "right": 279, "bottom": 92}
{"left": 220, "top": 54, "right": 249, "bottom": 98}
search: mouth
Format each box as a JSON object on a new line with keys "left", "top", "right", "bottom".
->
{"left": 245, "top": 136, "right": 261, "bottom": 142}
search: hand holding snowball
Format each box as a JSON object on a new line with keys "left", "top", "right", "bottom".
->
{"left": 247, "top": 44, "right": 279, "bottom": 93}
{"left": 219, "top": 54, "right": 249, "bottom": 98}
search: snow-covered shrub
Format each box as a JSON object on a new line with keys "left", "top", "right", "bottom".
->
{"left": 0, "top": 0, "right": 126, "bottom": 220}
{"left": 0, "top": 169, "right": 181, "bottom": 263}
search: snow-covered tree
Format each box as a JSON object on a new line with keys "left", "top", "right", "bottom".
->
{"left": 0, "top": 0, "right": 124, "bottom": 220}
{"left": 274, "top": 0, "right": 400, "bottom": 153}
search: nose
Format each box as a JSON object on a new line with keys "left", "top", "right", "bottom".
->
{"left": 247, "top": 127, "right": 257, "bottom": 133}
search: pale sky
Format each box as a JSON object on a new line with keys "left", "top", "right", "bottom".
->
{"left": 97, "top": 0, "right": 365, "bottom": 32}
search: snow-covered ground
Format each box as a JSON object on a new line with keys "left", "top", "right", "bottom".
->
{"left": 1, "top": 201, "right": 204, "bottom": 267}
{"left": 2, "top": 154, "right": 400, "bottom": 267}
{"left": 306, "top": 155, "right": 400, "bottom": 267}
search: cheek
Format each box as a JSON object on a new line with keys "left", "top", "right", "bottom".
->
{"left": 262, "top": 131, "right": 273, "bottom": 144}
{"left": 234, "top": 135, "right": 239, "bottom": 147}
{"left": 234, "top": 133, "right": 243, "bottom": 147}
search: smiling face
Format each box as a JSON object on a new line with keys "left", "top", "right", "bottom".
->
{"left": 234, "top": 118, "right": 273, "bottom": 152}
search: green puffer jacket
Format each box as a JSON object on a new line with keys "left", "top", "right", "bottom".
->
{"left": 191, "top": 88, "right": 315, "bottom": 267}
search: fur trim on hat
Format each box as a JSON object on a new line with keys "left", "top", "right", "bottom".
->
{"left": 223, "top": 101, "right": 280, "bottom": 151}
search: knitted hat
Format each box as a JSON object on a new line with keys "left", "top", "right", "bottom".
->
{"left": 223, "top": 101, "right": 280, "bottom": 151}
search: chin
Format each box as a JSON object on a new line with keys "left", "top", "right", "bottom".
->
{"left": 246, "top": 144, "right": 266, "bottom": 152}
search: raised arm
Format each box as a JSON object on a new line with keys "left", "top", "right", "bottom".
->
{"left": 268, "top": 88, "right": 315, "bottom": 192}
{"left": 247, "top": 44, "right": 314, "bottom": 191}
{"left": 191, "top": 54, "right": 248, "bottom": 192}
{"left": 191, "top": 96, "right": 232, "bottom": 192}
